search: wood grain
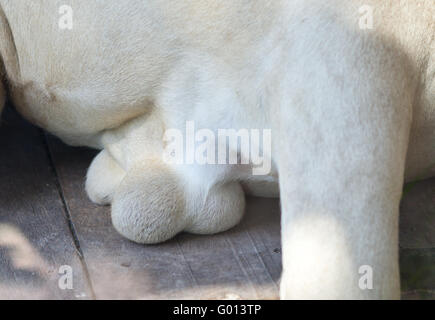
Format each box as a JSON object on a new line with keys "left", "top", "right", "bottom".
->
{"left": 0, "top": 106, "right": 92, "bottom": 299}
{"left": 400, "top": 178, "right": 435, "bottom": 249}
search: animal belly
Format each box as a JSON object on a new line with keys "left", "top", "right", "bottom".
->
{"left": 12, "top": 81, "right": 149, "bottom": 148}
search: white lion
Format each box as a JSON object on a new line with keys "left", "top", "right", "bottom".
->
{"left": 0, "top": 0, "right": 434, "bottom": 299}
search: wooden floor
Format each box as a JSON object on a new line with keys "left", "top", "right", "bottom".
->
{"left": 0, "top": 105, "right": 433, "bottom": 300}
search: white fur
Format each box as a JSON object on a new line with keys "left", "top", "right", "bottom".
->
{"left": 0, "top": 0, "right": 434, "bottom": 299}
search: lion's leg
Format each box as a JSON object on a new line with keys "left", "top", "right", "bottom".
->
{"left": 273, "top": 37, "right": 415, "bottom": 299}
{"left": 276, "top": 96, "right": 411, "bottom": 299}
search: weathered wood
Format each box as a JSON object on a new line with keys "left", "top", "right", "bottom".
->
{"left": 401, "top": 289, "right": 435, "bottom": 300}
{"left": 400, "top": 248, "right": 435, "bottom": 300}
{"left": 173, "top": 197, "right": 281, "bottom": 299}
{"left": 400, "top": 248, "right": 434, "bottom": 291}
{"left": 46, "top": 136, "right": 282, "bottom": 299}
{"left": 399, "top": 177, "right": 435, "bottom": 299}
{"left": 0, "top": 106, "right": 91, "bottom": 299}
{"left": 400, "top": 178, "right": 435, "bottom": 249}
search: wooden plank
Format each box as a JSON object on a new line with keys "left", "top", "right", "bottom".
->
{"left": 400, "top": 248, "right": 435, "bottom": 291}
{"left": 399, "top": 177, "right": 435, "bottom": 299}
{"left": 0, "top": 106, "right": 92, "bottom": 299}
{"left": 46, "top": 136, "right": 282, "bottom": 299}
{"left": 401, "top": 289, "right": 435, "bottom": 300}
{"left": 400, "top": 248, "right": 435, "bottom": 300}
{"left": 174, "top": 198, "right": 281, "bottom": 299}
{"left": 399, "top": 178, "right": 435, "bottom": 249}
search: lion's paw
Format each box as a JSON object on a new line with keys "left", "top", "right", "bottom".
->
{"left": 85, "top": 150, "right": 126, "bottom": 205}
